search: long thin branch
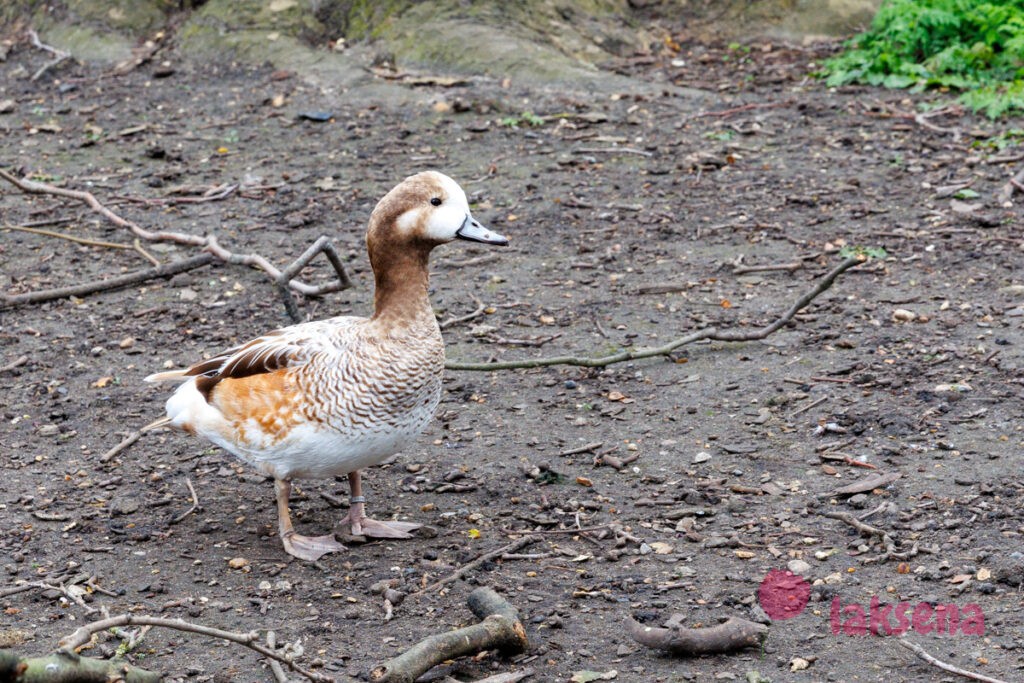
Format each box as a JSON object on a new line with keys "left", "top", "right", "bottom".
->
{"left": 412, "top": 536, "right": 541, "bottom": 598}
{"left": 0, "top": 169, "right": 350, "bottom": 298}
{"left": 0, "top": 355, "right": 28, "bottom": 373}
{"left": 3, "top": 223, "right": 133, "bottom": 250}
{"left": 898, "top": 638, "right": 1009, "bottom": 683}
{"left": 1, "top": 253, "right": 214, "bottom": 309}
{"left": 59, "top": 614, "right": 334, "bottom": 683}
{"left": 27, "top": 28, "right": 71, "bottom": 82}
{"left": 168, "top": 477, "right": 200, "bottom": 525}
{"left": 445, "top": 255, "right": 864, "bottom": 371}
{"left": 101, "top": 417, "right": 171, "bottom": 463}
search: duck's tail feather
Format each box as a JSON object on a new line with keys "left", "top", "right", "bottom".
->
{"left": 141, "top": 416, "right": 173, "bottom": 432}
{"left": 145, "top": 369, "right": 190, "bottom": 383}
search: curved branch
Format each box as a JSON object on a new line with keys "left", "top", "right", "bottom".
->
{"left": 371, "top": 588, "right": 528, "bottom": 683}
{"left": 59, "top": 614, "right": 334, "bottom": 683}
{"left": 1, "top": 254, "right": 214, "bottom": 309}
{"left": 898, "top": 638, "right": 1009, "bottom": 683}
{"left": 445, "top": 256, "right": 864, "bottom": 371}
{"left": 627, "top": 615, "right": 767, "bottom": 655}
{"left": 0, "top": 169, "right": 350, "bottom": 299}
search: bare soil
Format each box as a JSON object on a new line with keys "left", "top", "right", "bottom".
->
{"left": 1, "top": 35, "right": 1023, "bottom": 683}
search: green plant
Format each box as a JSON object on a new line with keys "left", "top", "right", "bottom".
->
{"left": 499, "top": 111, "right": 545, "bottom": 129}
{"left": 972, "top": 127, "right": 1024, "bottom": 149}
{"left": 821, "top": 0, "right": 1024, "bottom": 118}
{"left": 703, "top": 129, "right": 736, "bottom": 141}
{"left": 839, "top": 245, "right": 888, "bottom": 260}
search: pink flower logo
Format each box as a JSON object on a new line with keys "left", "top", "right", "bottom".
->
{"left": 758, "top": 569, "right": 810, "bottom": 620}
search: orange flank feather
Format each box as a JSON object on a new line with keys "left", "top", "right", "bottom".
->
{"left": 210, "top": 370, "right": 305, "bottom": 447}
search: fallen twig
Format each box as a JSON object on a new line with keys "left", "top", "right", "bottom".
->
{"left": 471, "top": 669, "right": 534, "bottom": 683}
{"left": 1, "top": 253, "right": 214, "bottom": 309}
{"left": 274, "top": 235, "right": 353, "bottom": 322}
{"left": 558, "top": 442, "right": 604, "bottom": 457}
{"left": 482, "top": 332, "right": 562, "bottom": 347}
{"left": 168, "top": 477, "right": 200, "bottom": 525}
{"left": 413, "top": 536, "right": 540, "bottom": 598}
{"left": 684, "top": 100, "right": 793, "bottom": 121}
{"left": 829, "top": 471, "right": 901, "bottom": 497}
{"left": 115, "top": 183, "right": 238, "bottom": 206}
{"left": 574, "top": 146, "right": 653, "bottom": 157}
{"left": 732, "top": 261, "right": 802, "bottom": 275}
{"left": 446, "top": 256, "right": 863, "bottom": 371}
{"left": 371, "top": 587, "right": 529, "bottom": 683}
{"left": 267, "top": 631, "right": 290, "bottom": 683}
{"left": 0, "top": 583, "right": 35, "bottom": 599}
{"left": 898, "top": 638, "right": 1009, "bottom": 683}
{"left": 26, "top": 28, "right": 71, "bottom": 82}
{"left": 100, "top": 417, "right": 171, "bottom": 463}
{"left": 0, "top": 169, "right": 351, "bottom": 301}
{"left": 439, "top": 295, "right": 486, "bottom": 330}
{"left": 3, "top": 223, "right": 142, "bottom": 253}
{"left": 60, "top": 614, "right": 333, "bottom": 683}
{"left": 997, "top": 166, "right": 1024, "bottom": 205}
{"left": 823, "top": 509, "right": 910, "bottom": 563}
{"left": 791, "top": 395, "right": 828, "bottom": 417}
{"left": 594, "top": 451, "right": 639, "bottom": 470}
{"left": 0, "top": 355, "right": 28, "bottom": 373}
{"left": 626, "top": 615, "right": 768, "bottom": 655}
{"left": 437, "top": 254, "right": 501, "bottom": 269}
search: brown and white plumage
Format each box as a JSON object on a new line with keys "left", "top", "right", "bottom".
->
{"left": 146, "top": 171, "right": 508, "bottom": 560}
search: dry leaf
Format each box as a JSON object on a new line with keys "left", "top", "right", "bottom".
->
{"left": 92, "top": 376, "right": 113, "bottom": 388}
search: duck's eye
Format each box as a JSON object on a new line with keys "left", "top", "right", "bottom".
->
{"left": 430, "top": 197, "right": 442, "bottom": 207}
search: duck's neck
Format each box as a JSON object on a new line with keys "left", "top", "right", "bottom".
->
{"left": 370, "top": 248, "right": 436, "bottom": 329}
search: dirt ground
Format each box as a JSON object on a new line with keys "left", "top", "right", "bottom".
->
{"left": 1, "top": 30, "right": 1023, "bottom": 683}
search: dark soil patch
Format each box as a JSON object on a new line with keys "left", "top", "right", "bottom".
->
{"left": 2, "top": 34, "right": 1023, "bottom": 683}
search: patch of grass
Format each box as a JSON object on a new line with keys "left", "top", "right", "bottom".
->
{"left": 821, "top": 0, "right": 1024, "bottom": 118}
{"left": 499, "top": 111, "right": 545, "bottom": 129}
{"left": 972, "top": 127, "right": 1024, "bottom": 149}
{"left": 839, "top": 245, "right": 888, "bottom": 260}
{"left": 703, "top": 129, "right": 736, "bottom": 142}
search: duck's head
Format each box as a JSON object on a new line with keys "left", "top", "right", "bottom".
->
{"left": 367, "top": 171, "right": 508, "bottom": 255}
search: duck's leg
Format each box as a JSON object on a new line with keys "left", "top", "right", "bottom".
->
{"left": 275, "top": 479, "right": 346, "bottom": 561}
{"left": 337, "top": 471, "right": 420, "bottom": 539}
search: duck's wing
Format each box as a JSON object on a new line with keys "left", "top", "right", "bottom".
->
{"left": 145, "top": 317, "right": 361, "bottom": 401}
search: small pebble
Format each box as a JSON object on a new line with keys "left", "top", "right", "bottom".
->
{"left": 787, "top": 559, "right": 812, "bottom": 576}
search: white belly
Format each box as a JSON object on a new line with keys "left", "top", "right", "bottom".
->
{"left": 166, "top": 374, "right": 441, "bottom": 481}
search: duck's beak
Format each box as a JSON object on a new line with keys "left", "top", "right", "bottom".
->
{"left": 455, "top": 215, "right": 508, "bottom": 246}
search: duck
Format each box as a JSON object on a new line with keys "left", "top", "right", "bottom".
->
{"left": 145, "top": 171, "right": 508, "bottom": 561}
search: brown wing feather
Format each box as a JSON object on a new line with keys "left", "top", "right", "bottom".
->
{"left": 186, "top": 331, "right": 302, "bottom": 402}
